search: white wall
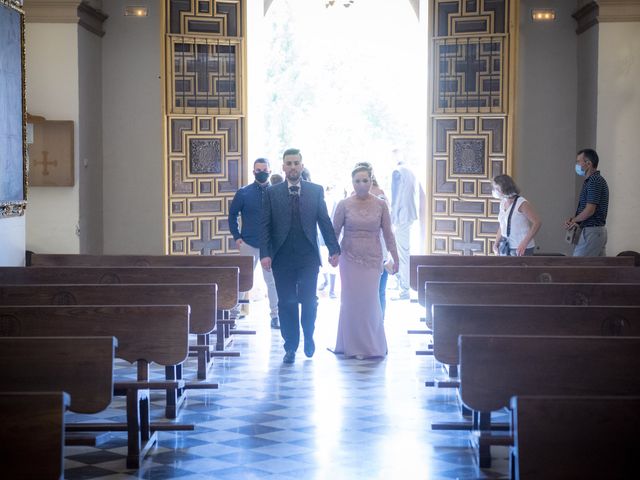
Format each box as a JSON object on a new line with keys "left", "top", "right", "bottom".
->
{"left": 597, "top": 22, "right": 640, "bottom": 255}
{"left": 0, "top": 216, "right": 26, "bottom": 266}
{"left": 101, "top": 0, "right": 163, "bottom": 254}
{"left": 78, "top": 26, "right": 103, "bottom": 254}
{"left": 515, "top": 0, "right": 578, "bottom": 254}
{"left": 25, "top": 23, "right": 80, "bottom": 254}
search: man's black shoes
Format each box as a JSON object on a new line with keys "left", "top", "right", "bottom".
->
{"left": 283, "top": 351, "right": 295, "bottom": 364}
{"left": 304, "top": 339, "right": 315, "bottom": 358}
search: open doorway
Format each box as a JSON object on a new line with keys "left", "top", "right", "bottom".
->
{"left": 248, "top": 0, "right": 428, "bottom": 264}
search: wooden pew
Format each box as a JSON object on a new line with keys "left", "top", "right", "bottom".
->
{"left": 0, "top": 265, "right": 239, "bottom": 355}
{"left": 27, "top": 252, "right": 254, "bottom": 293}
{"left": 511, "top": 395, "right": 640, "bottom": 480}
{"left": 0, "top": 391, "right": 69, "bottom": 480}
{"left": 0, "top": 283, "right": 217, "bottom": 382}
{"left": 418, "top": 266, "right": 640, "bottom": 307}
{"left": 459, "top": 335, "right": 640, "bottom": 468}
{"left": 0, "top": 337, "right": 116, "bottom": 464}
{"left": 424, "top": 282, "right": 640, "bottom": 326}
{"left": 0, "top": 304, "right": 192, "bottom": 418}
{"left": 409, "top": 254, "right": 635, "bottom": 291}
{"left": 25, "top": 255, "right": 253, "bottom": 347}
{"left": 432, "top": 305, "right": 640, "bottom": 374}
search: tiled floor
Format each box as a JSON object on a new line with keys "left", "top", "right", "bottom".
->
{"left": 63, "top": 292, "right": 508, "bottom": 479}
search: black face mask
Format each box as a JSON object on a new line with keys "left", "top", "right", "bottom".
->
{"left": 254, "top": 171, "right": 269, "bottom": 183}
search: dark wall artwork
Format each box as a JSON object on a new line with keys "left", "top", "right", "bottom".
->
{"left": 0, "top": 0, "right": 27, "bottom": 218}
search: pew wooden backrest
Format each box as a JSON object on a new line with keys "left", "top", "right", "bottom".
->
{"left": 28, "top": 253, "right": 254, "bottom": 293}
{"left": 0, "top": 266, "right": 238, "bottom": 310}
{"left": 424, "top": 282, "right": 640, "bottom": 320}
{"left": 0, "top": 305, "right": 190, "bottom": 366}
{"left": 418, "top": 267, "right": 640, "bottom": 306}
{"left": 0, "top": 336, "right": 116, "bottom": 413}
{"left": 0, "top": 283, "right": 216, "bottom": 335}
{"left": 409, "top": 254, "right": 635, "bottom": 290}
{"left": 0, "top": 391, "right": 69, "bottom": 480}
{"left": 511, "top": 395, "right": 640, "bottom": 480}
{"left": 432, "top": 305, "right": 640, "bottom": 366}
{"left": 459, "top": 335, "right": 640, "bottom": 412}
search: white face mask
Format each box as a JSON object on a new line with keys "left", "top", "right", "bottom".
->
{"left": 491, "top": 189, "right": 501, "bottom": 200}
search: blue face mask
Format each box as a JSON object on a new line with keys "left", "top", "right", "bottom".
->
{"left": 575, "top": 164, "right": 585, "bottom": 176}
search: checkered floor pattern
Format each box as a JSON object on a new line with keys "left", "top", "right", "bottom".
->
{"left": 63, "top": 294, "right": 508, "bottom": 479}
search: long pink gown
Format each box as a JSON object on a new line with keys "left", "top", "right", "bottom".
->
{"left": 332, "top": 193, "right": 398, "bottom": 358}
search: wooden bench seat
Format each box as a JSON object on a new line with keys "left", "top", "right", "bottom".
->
{"left": 0, "top": 265, "right": 240, "bottom": 356}
{"left": 459, "top": 335, "right": 640, "bottom": 468}
{"left": 424, "top": 282, "right": 640, "bottom": 325}
{"left": 432, "top": 304, "right": 640, "bottom": 371}
{"left": 418, "top": 266, "right": 640, "bottom": 307}
{"left": 409, "top": 254, "right": 635, "bottom": 291}
{"left": 0, "top": 304, "right": 193, "bottom": 418}
{"left": 0, "top": 335, "right": 180, "bottom": 468}
{"left": 511, "top": 395, "right": 640, "bottom": 480}
{"left": 27, "top": 253, "right": 254, "bottom": 293}
{"left": 0, "top": 391, "right": 69, "bottom": 480}
{"left": 0, "top": 283, "right": 217, "bottom": 381}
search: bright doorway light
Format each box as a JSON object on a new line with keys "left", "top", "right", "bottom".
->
{"left": 251, "top": 0, "right": 427, "bottom": 197}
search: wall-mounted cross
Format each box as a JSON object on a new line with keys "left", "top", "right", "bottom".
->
{"left": 33, "top": 150, "right": 57, "bottom": 176}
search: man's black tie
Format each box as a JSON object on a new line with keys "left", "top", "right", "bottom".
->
{"left": 289, "top": 185, "right": 300, "bottom": 219}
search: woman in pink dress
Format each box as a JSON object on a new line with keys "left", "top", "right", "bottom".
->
{"left": 332, "top": 164, "right": 399, "bottom": 359}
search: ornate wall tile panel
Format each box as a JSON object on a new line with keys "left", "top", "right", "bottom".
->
{"left": 429, "top": 0, "right": 514, "bottom": 254}
{"left": 164, "top": 0, "right": 245, "bottom": 255}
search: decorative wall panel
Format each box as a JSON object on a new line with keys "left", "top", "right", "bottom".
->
{"left": 164, "top": 0, "right": 245, "bottom": 254}
{"left": 429, "top": 0, "right": 514, "bottom": 255}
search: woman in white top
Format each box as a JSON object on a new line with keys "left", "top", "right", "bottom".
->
{"left": 492, "top": 174, "right": 542, "bottom": 256}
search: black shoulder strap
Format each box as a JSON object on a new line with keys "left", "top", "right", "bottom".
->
{"left": 506, "top": 196, "right": 519, "bottom": 237}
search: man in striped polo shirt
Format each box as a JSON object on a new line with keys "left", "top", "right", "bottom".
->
{"left": 564, "top": 149, "right": 609, "bottom": 256}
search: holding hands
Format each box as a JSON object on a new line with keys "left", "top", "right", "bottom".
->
{"left": 329, "top": 254, "right": 340, "bottom": 267}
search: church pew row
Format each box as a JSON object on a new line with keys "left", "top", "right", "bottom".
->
{"left": 408, "top": 254, "right": 635, "bottom": 291}
{"left": 431, "top": 304, "right": 640, "bottom": 382}
{"left": 459, "top": 335, "right": 640, "bottom": 468}
{"left": 27, "top": 252, "right": 254, "bottom": 293}
{"left": 0, "top": 304, "right": 195, "bottom": 418}
{"left": 417, "top": 265, "right": 640, "bottom": 308}
{"left": 424, "top": 282, "right": 640, "bottom": 327}
{"left": 0, "top": 391, "right": 69, "bottom": 480}
{"left": 0, "top": 338, "right": 120, "bottom": 467}
{"left": 0, "top": 335, "right": 190, "bottom": 469}
{"left": 25, "top": 254, "right": 255, "bottom": 347}
{"left": 511, "top": 395, "right": 640, "bottom": 480}
{"left": 0, "top": 265, "right": 240, "bottom": 355}
{"left": 0, "top": 283, "right": 218, "bottom": 386}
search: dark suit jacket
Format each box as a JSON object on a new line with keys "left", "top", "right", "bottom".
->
{"left": 260, "top": 180, "right": 340, "bottom": 266}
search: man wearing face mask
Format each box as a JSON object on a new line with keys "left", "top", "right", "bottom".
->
{"left": 229, "top": 158, "right": 280, "bottom": 329}
{"left": 564, "top": 149, "right": 609, "bottom": 256}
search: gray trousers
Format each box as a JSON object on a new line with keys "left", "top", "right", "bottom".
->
{"left": 239, "top": 241, "right": 279, "bottom": 318}
{"left": 394, "top": 221, "right": 412, "bottom": 294}
{"left": 573, "top": 226, "right": 607, "bottom": 257}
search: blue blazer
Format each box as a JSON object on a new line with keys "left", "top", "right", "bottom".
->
{"left": 260, "top": 180, "right": 340, "bottom": 265}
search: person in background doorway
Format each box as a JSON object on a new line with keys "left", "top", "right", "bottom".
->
{"left": 390, "top": 149, "right": 417, "bottom": 300}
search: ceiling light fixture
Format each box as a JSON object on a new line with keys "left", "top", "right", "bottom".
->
{"left": 124, "top": 6, "right": 148, "bottom": 17}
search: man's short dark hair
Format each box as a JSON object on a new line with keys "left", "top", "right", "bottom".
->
{"left": 578, "top": 148, "right": 599, "bottom": 168}
{"left": 254, "top": 158, "right": 270, "bottom": 168}
{"left": 283, "top": 148, "right": 301, "bottom": 160}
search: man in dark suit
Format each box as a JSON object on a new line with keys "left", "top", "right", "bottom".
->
{"left": 260, "top": 148, "right": 340, "bottom": 364}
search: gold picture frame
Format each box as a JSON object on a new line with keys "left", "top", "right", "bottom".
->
{"left": 0, "top": 0, "right": 27, "bottom": 218}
